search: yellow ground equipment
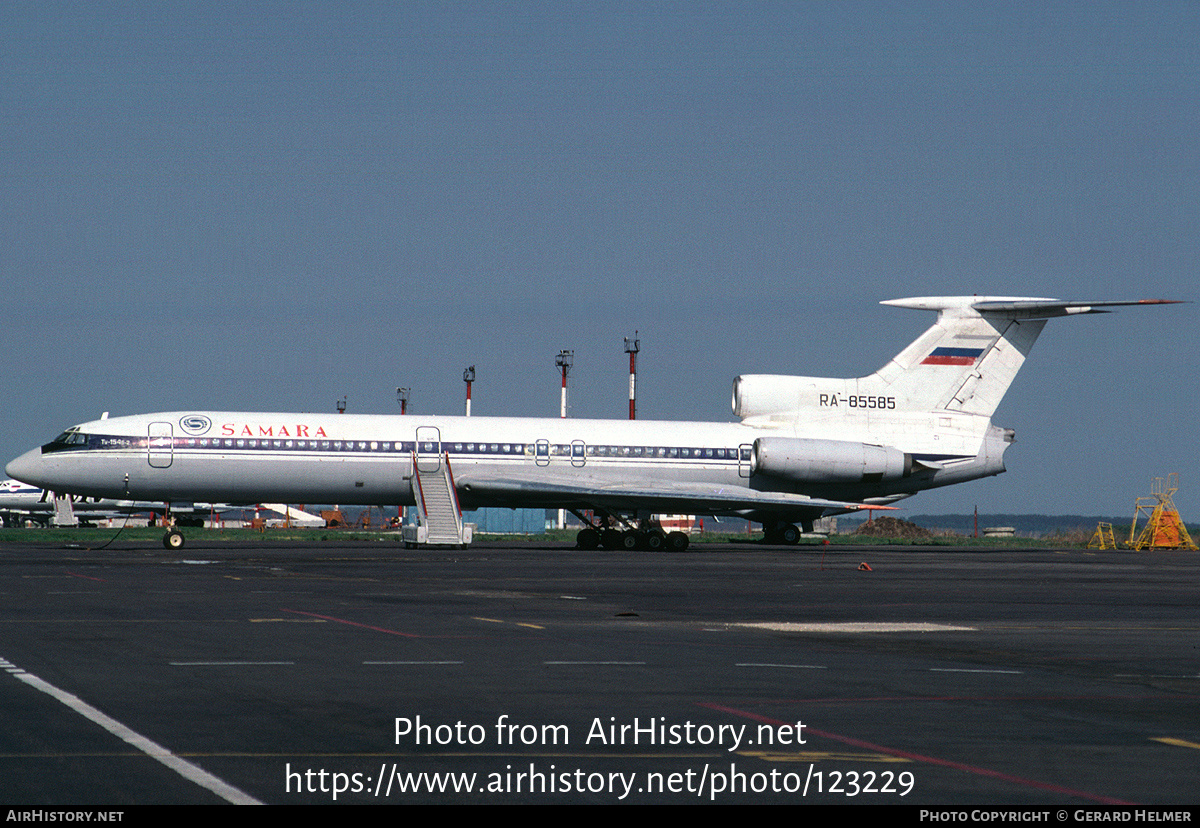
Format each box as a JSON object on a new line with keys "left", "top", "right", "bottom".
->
{"left": 1088, "top": 522, "right": 1118, "bottom": 549}
{"left": 1128, "top": 473, "right": 1197, "bottom": 551}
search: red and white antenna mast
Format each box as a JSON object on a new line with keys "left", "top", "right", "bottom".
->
{"left": 555, "top": 350, "right": 573, "bottom": 418}
{"left": 463, "top": 366, "right": 475, "bottom": 416}
{"left": 624, "top": 332, "right": 640, "bottom": 420}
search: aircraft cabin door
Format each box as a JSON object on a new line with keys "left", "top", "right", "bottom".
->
{"left": 415, "top": 426, "right": 442, "bottom": 473}
{"left": 148, "top": 422, "right": 174, "bottom": 468}
{"left": 738, "top": 443, "right": 752, "bottom": 478}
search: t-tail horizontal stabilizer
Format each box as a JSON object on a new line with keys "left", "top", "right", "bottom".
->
{"left": 734, "top": 296, "right": 1183, "bottom": 423}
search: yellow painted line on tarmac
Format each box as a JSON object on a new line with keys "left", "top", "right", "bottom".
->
{"left": 1152, "top": 737, "right": 1200, "bottom": 750}
{"left": 470, "top": 617, "right": 544, "bottom": 629}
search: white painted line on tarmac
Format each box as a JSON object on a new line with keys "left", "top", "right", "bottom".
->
{"left": 0, "top": 655, "right": 262, "bottom": 805}
{"left": 737, "top": 663, "right": 827, "bottom": 669}
{"left": 735, "top": 622, "right": 976, "bottom": 633}
{"left": 170, "top": 661, "right": 294, "bottom": 666}
{"left": 930, "top": 668, "right": 1023, "bottom": 674}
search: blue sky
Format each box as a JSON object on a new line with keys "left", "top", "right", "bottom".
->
{"left": 2, "top": 2, "right": 1196, "bottom": 517}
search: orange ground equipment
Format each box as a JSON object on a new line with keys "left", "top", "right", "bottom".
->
{"left": 1128, "top": 473, "right": 1197, "bottom": 551}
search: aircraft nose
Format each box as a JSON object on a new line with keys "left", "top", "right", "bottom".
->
{"left": 5, "top": 448, "right": 45, "bottom": 486}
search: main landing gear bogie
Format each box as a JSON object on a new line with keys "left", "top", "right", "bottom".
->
{"left": 575, "top": 526, "right": 689, "bottom": 552}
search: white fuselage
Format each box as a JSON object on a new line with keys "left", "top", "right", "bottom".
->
{"left": 4, "top": 409, "right": 1004, "bottom": 523}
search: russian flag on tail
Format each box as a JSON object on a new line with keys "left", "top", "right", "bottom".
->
{"left": 922, "top": 346, "right": 984, "bottom": 365}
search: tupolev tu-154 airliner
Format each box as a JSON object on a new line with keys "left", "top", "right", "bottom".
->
{"left": 5, "top": 296, "right": 1179, "bottom": 550}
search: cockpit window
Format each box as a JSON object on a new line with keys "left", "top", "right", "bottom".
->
{"left": 42, "top": 429, "right": 91, "bottom": 453}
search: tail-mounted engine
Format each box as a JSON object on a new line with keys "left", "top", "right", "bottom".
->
{"left": 752, "top": 437, "right": 912, "bottom": 484}
{"left": 732, "top": 375, "right": 810, "bottom": 421}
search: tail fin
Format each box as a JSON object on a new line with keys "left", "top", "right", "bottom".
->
{"left": 871, "top": 296, "right": 1049, "bottom": 416}
{"left": 733, "top": 297, "right": 1181, "bottom": 423}
{"left": 874, "top": 297, "right": 1184, "bottom": 416}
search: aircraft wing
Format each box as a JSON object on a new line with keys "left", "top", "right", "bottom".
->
{"left": 456, "top": 471, "right": 894, "bottom": 516}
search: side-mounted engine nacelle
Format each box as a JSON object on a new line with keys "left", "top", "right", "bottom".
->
{"left": 752, "top": 437, "right": 912, "bottom": 484}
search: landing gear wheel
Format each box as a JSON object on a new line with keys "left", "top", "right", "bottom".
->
{"left": 601, "top": 528, "right": 623, "bottom": 549}
{"left": 619, "top": 530, "right": 639, "bottom": 551}
{"left": 666, "top": 531, "right": 690, "bottom": 552}
{"left": 763, "top": 523, "right": 801, "bottom": 545}
{"left": 576, "top": 528, "right": 600, "bottom": 549}
{"left": 644, "top": 531, "right": 665, "bottom": 552}
{"left": 163, "top": 530, "right": 185, "bottom": 550}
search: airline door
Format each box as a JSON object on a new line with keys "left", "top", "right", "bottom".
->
{"left": 415, "top": 426, "right": 441, "bottom": 473}
{"left": 148, "top": 422, "right": 173, "bottom": 468}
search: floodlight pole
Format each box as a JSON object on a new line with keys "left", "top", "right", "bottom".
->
{"left": 624, "top": 332, "right": 640, "bottom": 420}
{"left": 463, "top": 366, "right": 475, "bottom": 416}
{"left": 555, "top": 350, "right": 573, "bottom": 418}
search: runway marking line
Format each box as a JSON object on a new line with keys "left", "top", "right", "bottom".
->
{"left": 736, "top": 622, "right": 975, "bottom": 633}
{"left": 930, "top": 668, "right": 1023, "bottom": 674}
{"left": 279, "top": 608, "right": 516, "bottom": 639}
{"left": 170, "top": 661, "right": 294, "bottom": 666}
{"left": 250, "top": 618, "right": 326, "bottom": 623}
{"left": 1152, "top": 737, "right": 1200, "bottom": 750}
{"left": 65, "top": 571, "right": 105, "bottom": 582}
{"left": 281, "top": 608, "right": 420, "bottom": 637}
{"left": 472, "top": 617, "right": 545, "bottom": 630}
{"left": 700, "top": 702, "right": 1139, "bottom": 806}
{"left": 0, "top": 655, "right": 262, "bottom": 805}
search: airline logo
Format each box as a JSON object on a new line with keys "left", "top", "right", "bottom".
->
{"left": 179, "top": 415, "right": 213, "bottom": 435}
{"left": 921, "top": 347, "right": 984, "bottom": 366}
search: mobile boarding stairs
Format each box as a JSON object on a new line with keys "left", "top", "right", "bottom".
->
{"left": 402, "top": 451, "right": 473, "bottom": 549}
